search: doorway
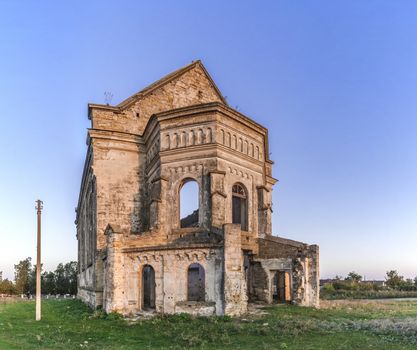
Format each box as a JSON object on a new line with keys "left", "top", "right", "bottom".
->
{"left": 272, "top": 271, "right": 291, "bottom": 303}
{"left": 142, "top": 265, "right": 155, "bottom": 310}
{"left": 187, "top": 263, "right": 205, "bottom": 301}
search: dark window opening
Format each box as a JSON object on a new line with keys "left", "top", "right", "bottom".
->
{"left": 232, "top": 183, "right": 248, "bottom": 230}
{"left": 142, "top": 265, "right": 155, "bottom": 309}
{"left": 187, "top": 263, "right": 205, "bottom": 301}
{"left": 180, "top": 180, "right": 199, "bottom": 228}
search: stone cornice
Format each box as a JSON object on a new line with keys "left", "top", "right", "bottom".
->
{"left": 259, "top": 236, "right": 307, "bottom": 249}
{"left": 209, "top": 170, "right": 226, "bottom": 175}
{"left": 154, "top": 102, "right": 267, "bottom": 135}
{"left": 266, "top": 175, "right": 278, "bottom": 185}
{"left": 159, "top": 143, "right": 265, "bottom": 171}
{"left": 87, "top": 103, "right": 120, "bottom": 120}
{"left": 122, "top": 243, "right": 222, "bottom": 254}
{"left": 88, "top": 129, "right": 143, "bottom": 145}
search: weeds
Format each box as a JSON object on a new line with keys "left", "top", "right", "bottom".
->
{"left": 1, "top": 299, "right": 417, "bottom": 349}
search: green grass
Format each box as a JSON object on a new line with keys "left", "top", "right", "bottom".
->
{"left": 1, "top": 299, "right": 417, "bottom": 349}
{"left": 321, "top": 289, "right": 417, "bottom": 300}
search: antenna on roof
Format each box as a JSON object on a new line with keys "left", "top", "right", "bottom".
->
{"left": 104, "top": 91, "right": 113, "bottom": 105}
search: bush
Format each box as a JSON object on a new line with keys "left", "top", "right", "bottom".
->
{"left": 322, "top": 283, "right": 335, "bottom": 292}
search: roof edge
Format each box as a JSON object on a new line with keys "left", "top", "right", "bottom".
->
{"left": 116, "top": 60, "right": 228, "bottom": 109}
{"left": 153, "top": 102, "right": 268, "bottom": 134}
{"left": 87, "top": 61, "right": 228, "bottom": 119}
{"left": 88, "top": 103, "right": 120, "bottom": 120}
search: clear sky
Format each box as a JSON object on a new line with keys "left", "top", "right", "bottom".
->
{"left": 1, "top": 1, "right": 416, "bottom": 281}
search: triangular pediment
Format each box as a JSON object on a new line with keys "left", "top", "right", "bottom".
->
{"left": 88, "top": 61, "right": 229, "bottom": 136}
{"left": 117, "top": 60, "right": 227, "bottom": 110}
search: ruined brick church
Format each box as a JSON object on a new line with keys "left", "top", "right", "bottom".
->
{"left": 76, "top": 61, "right": 319, "bottom": 316}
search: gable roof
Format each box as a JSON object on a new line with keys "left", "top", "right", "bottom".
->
{"left": 88, "top": 60, "right": 228, "bottom": 118}
{"left": 116, "top": 60, "right": 228, "bottom": 109}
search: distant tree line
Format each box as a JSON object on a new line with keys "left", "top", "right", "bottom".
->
{"left": 324, "top": 270, "right": 417, "bottom": 291}
{"left": 321, "top": 270, "right": 417, "bottom": 300}
{"left": 0, "top": 258, "right": 77, "bottom": 296}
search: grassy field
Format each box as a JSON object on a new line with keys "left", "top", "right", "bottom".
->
{"left": 1, "top": 298, "right": 417, "bottom": 349}
{"left": 321, "top": 289, "right": 417, "bottom": 300}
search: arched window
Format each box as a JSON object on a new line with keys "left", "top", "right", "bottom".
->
{"left": 187, "top": 263, "right": 205, "bottom": 301}
{"left": 180, "top": 179, "right": 199, "bottom": 228}
{"left": 232, "top": 183, "right": 248, "bottom": 231}
{"left": 142, "top": 265, "right": 155, "bottom": 309}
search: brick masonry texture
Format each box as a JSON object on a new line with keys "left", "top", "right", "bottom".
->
{"left": 75, "top": 61, "right": 320, "bottom": 316}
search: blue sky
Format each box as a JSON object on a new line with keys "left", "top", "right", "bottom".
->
{"left": 0, "top": 1, "right": 416, "bottom": 281}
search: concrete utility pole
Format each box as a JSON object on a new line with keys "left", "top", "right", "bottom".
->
{"left": 35, "top": 200, "right": 43, "bottom": 321}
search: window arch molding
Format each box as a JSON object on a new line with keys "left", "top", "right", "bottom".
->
{"left": 178, "top": 177, "right": 199, "bottom": 192}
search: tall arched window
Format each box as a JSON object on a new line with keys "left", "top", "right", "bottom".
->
{"left": 187, "top": 263, "right": 205, "bottom": 301}
{"left": 180, "top": 179, "right": 199, "bottom": 228}
{"left": 232, "top": 183, "right": 248, "bottom": 231}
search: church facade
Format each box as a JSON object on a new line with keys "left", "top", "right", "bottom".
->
{"left": 76, "top": 61, "right": 319, "bottom": 316}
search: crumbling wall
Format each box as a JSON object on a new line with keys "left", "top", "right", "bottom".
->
{"left": 223, "top": 224, "right": 247, "bottom": 316}
{"left": 103, "top": 245, "right": 223, "bottom": 316}
{"left": 257, "top": 185, "right": 273, "bottom": 237}
{"left": 103, "top": 225, "right": 126, "bottom": 313}
{"left": 255, "top": 236, "right": 320, "bottom": 307}
{"left": 250, "top": 258, "right": 293, "bottom": 303}
{"left": 250, "top": 261, "right": 269, "bottom": 302}
{"left": 91, "top": 133, "right": 144, "bottom": 249}
{"left": 76, "top": 151, "right": 98, "bottom": 306}
{"left": 305, "top": 245, "right": 320, "bottom": 307}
